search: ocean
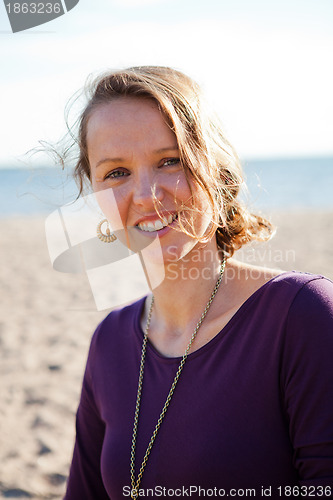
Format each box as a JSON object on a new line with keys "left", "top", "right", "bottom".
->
{"left": 243, "top": 156, "right": 333, "bottom": 211}
{"left": 0, "top": 156, "right": 332, "bottom": 217}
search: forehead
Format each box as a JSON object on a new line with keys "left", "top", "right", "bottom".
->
{"left": 86, "top": 97, "right": 177, "bottom": 154}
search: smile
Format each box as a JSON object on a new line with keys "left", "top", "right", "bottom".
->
{"left": 137, "top": 214, "right": 178, "bottom": 232}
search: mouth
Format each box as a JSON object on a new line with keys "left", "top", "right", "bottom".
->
{"left": 136, "top": 213, "right": 178, "bottom": 232}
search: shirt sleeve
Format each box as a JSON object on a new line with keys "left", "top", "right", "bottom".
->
{"left": 64, "top": 325, "right": 110, "bottom": 500}
{"left": 281, "top": 277, "right": 333, "bottom": 489}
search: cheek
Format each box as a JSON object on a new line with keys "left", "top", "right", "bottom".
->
{"left": 191, "top": 187, "right": 214, "bottom": 228}
{"left": 93, "top": 187, "right": 126, "bottom": 231}
{"left": 166, "top": 171, "right": 193, "bottom": 204}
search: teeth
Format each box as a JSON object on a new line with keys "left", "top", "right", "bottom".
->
{"left": 138, "top": 214, "right": 177, "bottom": 232}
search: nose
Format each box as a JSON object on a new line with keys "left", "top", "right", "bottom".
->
{"left": 132, "top": 170, "right": 164, "bottom": 209}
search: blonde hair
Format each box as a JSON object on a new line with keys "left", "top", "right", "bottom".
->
{"left": 68, "top": 66, "right": 274, "bottom": 257}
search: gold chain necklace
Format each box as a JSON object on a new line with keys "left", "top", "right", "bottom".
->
{"left": 130, "top": 258, "right": 226, "bottom": 499}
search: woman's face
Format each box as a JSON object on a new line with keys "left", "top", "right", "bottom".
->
{"left": 87, "top": 97, "right": 213, "bottom": 265}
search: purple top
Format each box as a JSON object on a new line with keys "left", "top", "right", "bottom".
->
{"left": 64, "top": 272, "right": 333, "bottom": 499}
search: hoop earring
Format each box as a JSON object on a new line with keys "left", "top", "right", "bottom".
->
{"left": 97, "top": 219, "right": 117, "bottom": 243}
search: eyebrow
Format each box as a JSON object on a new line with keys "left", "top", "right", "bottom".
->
{"left": 95, "top": 146, "right": 179, "bottom": 168}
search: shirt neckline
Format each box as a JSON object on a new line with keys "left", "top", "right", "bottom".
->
{"left": 133, "top": 270, "right": 295, "bottom": 363}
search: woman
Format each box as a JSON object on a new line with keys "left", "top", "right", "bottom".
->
{"left": 64, "top": 66, "right": 333, "bottom": 499}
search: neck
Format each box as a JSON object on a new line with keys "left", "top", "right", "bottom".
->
{"left": 142, "top": 240, "right": 224, "bottom": 338}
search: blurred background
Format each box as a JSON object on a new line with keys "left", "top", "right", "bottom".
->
{"left": 0, "top": 0, "right": 332, "bottom": 498}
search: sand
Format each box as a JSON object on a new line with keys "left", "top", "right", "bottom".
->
{"left": 0, "top": 210, "right": 332, "bottom": 499}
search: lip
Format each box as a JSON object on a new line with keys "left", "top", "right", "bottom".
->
{"left": 133, "top": 212, "right": 177, "bottom": 227}
{"left": 132, "top": 213, "right": 178, "bottom": 237}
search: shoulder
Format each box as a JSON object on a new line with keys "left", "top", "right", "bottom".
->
{"left": 282, "top": 273, "right": 333, "bottom": 334}
{"left": 89, "top": 295, "right": 146, "bottom": 353}
{"left": 267, "top": 270, "right": 333, "bottom": 312}
{"left": 83, "top": 295, "right": 146, "bottom": 384}
{"left": 279, "top": 274, "right": 333, "bottom": 417}
{"left": 271, "top": 272, "right": 333, "bottom": 378}
{"left": 260, "top": 271, "right": 333, "bottom": 323}
{"left": 101, "top": 295, "right": 146, "bottom": 328}
{"left": 229, "top": 261, "right": 333, "bottom": 333}
{"left": 277, "top": 275, "right": 333, "bottom": 470}
{"left": 234, "top": 257, "right": 332, "bottom": 300}
{"left": 225, "top": 259, "right": 333, "bottom": 315}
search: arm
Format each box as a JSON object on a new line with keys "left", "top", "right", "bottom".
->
{"left": 281, "top": 277, "right": 333, "bottom": 488}
{"left": 64, "top": 326, "right": 110, "bottom": 500}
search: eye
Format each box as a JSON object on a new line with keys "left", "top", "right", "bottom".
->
{"left": 104, "top": 169, "right": 129, "bottom": 180}
{"left": 161, "top": 158, "right": 181, "bottom": 167}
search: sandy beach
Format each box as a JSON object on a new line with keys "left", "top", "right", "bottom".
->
{"left": 0, "top": 210, "right": 332, "bottom": 499}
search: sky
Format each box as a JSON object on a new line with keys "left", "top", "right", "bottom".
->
{"left": 0, "top": 0, "right": 332, "bottom": 167}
